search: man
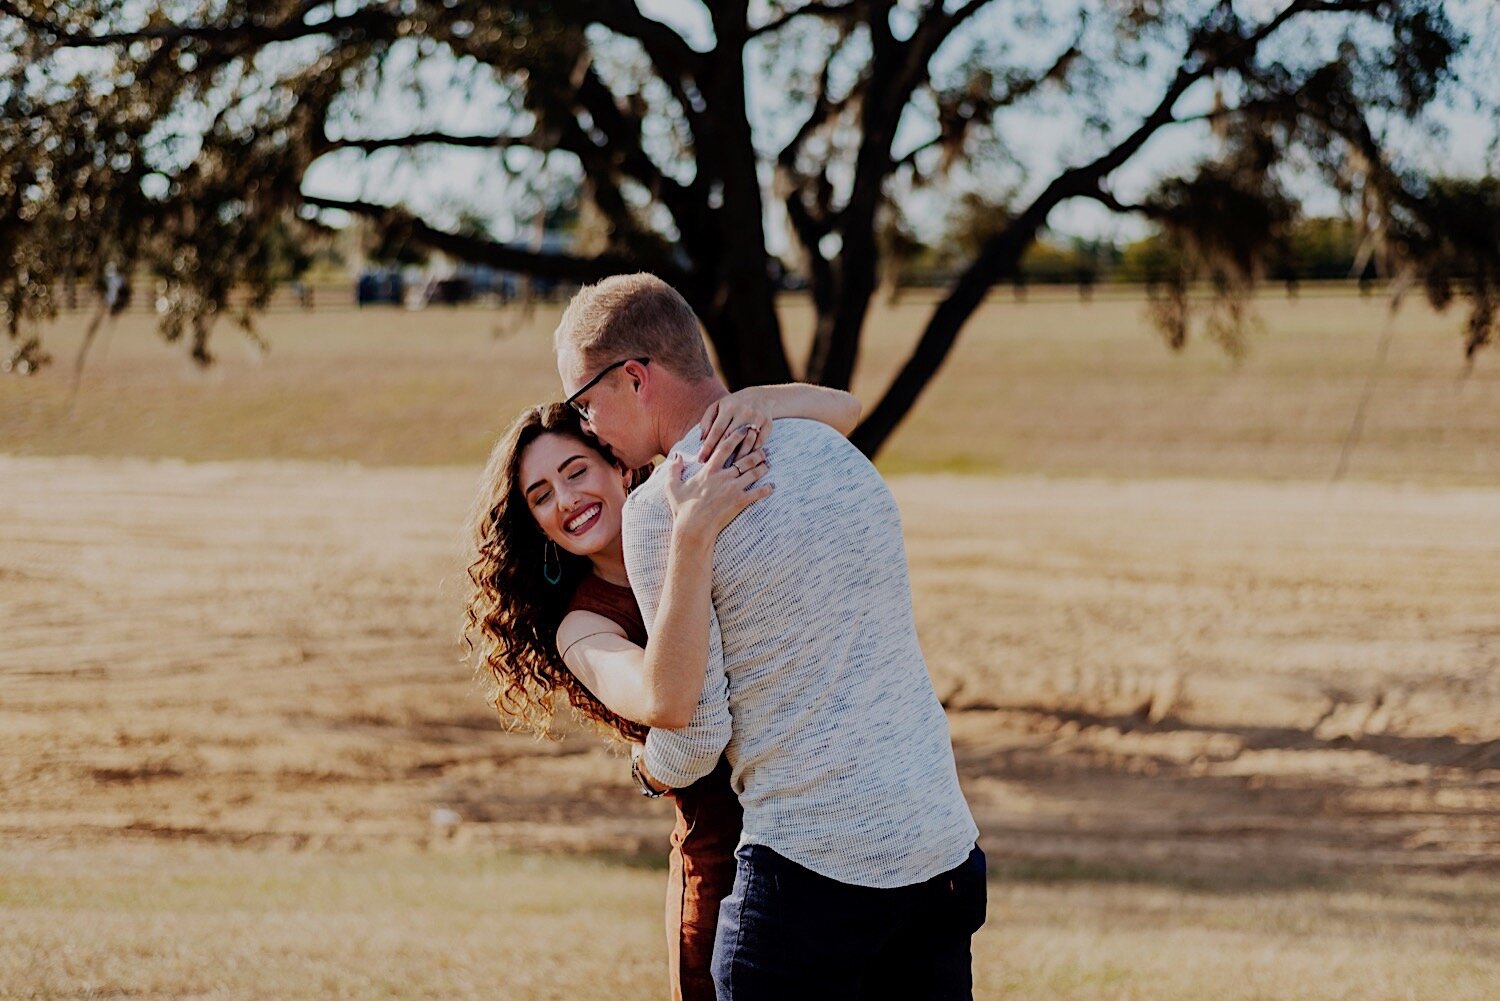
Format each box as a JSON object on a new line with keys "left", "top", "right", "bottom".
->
{"left": 555, "top": 273, "right": 984, "bottom": 999}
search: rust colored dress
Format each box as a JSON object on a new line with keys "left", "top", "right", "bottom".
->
{"left": 567, "top": 573, "right": 742, "bottom": 1001}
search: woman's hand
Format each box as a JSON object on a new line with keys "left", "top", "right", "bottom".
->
{"left": 666, "top": 427, "right": 773, "bottom": 541}
{"left": 698, "top": 388, "right": 773, "bottom": 462}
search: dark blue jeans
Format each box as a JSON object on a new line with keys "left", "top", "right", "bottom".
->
{"left": 710, "top": 842, "right": 987, "bottom": 1000}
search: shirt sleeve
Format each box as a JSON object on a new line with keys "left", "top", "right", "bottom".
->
{"left": 623, "top": 480, "right": 732, "bottom": 789}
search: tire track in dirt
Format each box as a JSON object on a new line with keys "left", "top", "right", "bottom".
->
{"left": 2, "top": 457, "right": 1496, "bottom": 875}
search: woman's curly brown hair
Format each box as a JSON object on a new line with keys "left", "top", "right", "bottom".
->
{"left": 463, "top": 403, "right": 651, "bottom": 743}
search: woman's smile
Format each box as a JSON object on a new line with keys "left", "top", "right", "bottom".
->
{"left": 564, "top": 501, "right": 604, "bottom": 536}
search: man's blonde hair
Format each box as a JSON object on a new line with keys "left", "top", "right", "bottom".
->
{"left": 554, "top": 273, "right": 715, "bottom": 381}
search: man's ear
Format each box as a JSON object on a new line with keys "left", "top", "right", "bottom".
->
{"left": 622, "top": 358, "right": 649, "bottom": 393}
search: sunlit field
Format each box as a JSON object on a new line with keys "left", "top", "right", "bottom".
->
{"left": 5, "top": 285, "right": 1499, "bottom": 481}
{"left": 5, "top": 844, "right": 1496, "bottom": 1001}
{"left": 3, "top": 288, "right": 1498, "bottom": 999}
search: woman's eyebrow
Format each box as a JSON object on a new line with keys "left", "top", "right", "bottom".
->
{"left": 524, "top": 455, "right": 588, "bottom": 497}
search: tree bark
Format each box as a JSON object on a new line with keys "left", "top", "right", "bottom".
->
{"left": 696, "top": 2, "right": 792, "bottom": 388}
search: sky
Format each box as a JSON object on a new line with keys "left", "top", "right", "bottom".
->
{"left": 302, "top": 0, "right": 1500, "bottom": 252}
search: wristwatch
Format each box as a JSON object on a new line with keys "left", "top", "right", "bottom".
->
{"left": 630, "top": 745, "right": 667, "bottom": 798}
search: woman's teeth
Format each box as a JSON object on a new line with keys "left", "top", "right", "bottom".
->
{"left": 566, "top": 503, "right": 602, "bottom": 533}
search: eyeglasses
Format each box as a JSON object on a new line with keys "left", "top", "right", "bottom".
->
{"left": 564, "top": 357, "right": 649, "bottom": 420}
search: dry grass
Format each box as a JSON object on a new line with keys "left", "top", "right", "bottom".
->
{"left": 3, "top": 289, "right": 1499, "bottom": 998}
{"left": 4, "top": 288, "right": 1499, "bottom": 480}
{"left": 1, "top": 843, "right": 663, "bottom": 1000}
{"left": 3, "top": 843, "right": 1496, "bottom": 1000}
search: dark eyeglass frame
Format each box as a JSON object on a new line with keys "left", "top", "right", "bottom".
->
{"left": 564, "top": 356, "right": 650, "bottom": 418}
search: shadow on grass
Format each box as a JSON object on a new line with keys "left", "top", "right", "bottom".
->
{"left": 585, "top": 847, "right": 1343, "bottom": 896}
{"left": 989, "top": 855, "right": 1346, "bottom": 895}
{"left": 992, "top": 703, "right": 1500, "bottom": 773}
{"left": 570, "top": 848, "right": 670, "bottom": 873}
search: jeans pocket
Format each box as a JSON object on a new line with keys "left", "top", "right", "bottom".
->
{"left": 944, "top": 845, "right": 988, "bottom": 934}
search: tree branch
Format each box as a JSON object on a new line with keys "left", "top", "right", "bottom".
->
{"left": 302, "top": 194, "right": 664, "bottom": 284}
{"left": 891, "top": 133, "right": 941, "bottom": 172}
{"left": 888, "top": 0, "right": 1000, "bottom": 102}
{"left": 565, "top": 60, "right": 702, "bottom": 246}
{"left": 1013, "top": 0, "right": 1341, "bottom": 228}
{"left": 895, "top": 31, "right": 1084, "bottom": 177}
{"left": 774, "top": 36, "right": 851, "bottom": 242}
{"left": 853, "top": 0, "right": 1377, "bottom": 454}
{"left": 319, "top": 130, "right": 542, "bottom": 155}
{"left": 685, "top": 0, "right": 793, "bottom": 386}
{"left": 587, "top": 1, "right": 704, "bottom": 137}
{"left": 775, "top": 34, "right": 854, "bottom": 172}
{"left": 10, "top": 1, "right": 390, "bottom": 51}
{"left": 590, "top": 1, "right": 703, "bottom": 74}
{"left": 783, "top": 185, "right": 836, "bottom": 314}
{"left": 1077, "top": 184, "right": 1158, "bottom": 218}
{"left": 1057, "top": 1, "right": 1344, "bottom": 193}
{"left": 747, "top": 2, "right": 858, "bottom": 40}
{"left": 802, "top": 0, "right": 1006, "bottom": 386}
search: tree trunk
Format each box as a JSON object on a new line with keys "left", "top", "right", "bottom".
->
{"left": 700, "top": 288, "right": 793, "bottom": 389}
{"left": 805, "top": 271, "right": 874, "bottom": 391}
{"left": 697, "top": 4, "right": 791, "bottom": 389}
{"left": 806, "top": 8, "right": 900, "bottom": 390}
{"left": 852, "top": 227, "right": 1031, "bottom": 456}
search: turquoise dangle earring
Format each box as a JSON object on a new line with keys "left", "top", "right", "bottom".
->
{"left": 543, "top": 540, "right": 563, "bottom": 586}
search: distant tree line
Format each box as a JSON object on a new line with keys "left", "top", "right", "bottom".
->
{"left": 896, "top": 215, "right": 1383, "bottom": 290}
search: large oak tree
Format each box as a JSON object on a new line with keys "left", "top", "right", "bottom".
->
{"left": 1, "top": 1, "right": 1495, "bottom": 454}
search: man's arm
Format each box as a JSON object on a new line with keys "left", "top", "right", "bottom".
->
{"left": 623, "top": 484, "right": 732, "bottom": 789}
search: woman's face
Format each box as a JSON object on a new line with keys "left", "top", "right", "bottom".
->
{"left": 518, "top": 432, "right": 631, "bottom": 557}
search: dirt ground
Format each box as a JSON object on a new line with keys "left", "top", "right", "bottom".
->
{"left": 3, "top": 454, "right": 1496, "bottom": 879}
{"left": 3, "top": 292, "right": 1499, "bottom": 996}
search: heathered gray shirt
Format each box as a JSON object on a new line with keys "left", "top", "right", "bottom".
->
{"left": 625, "top": 418, "right": 978, "bottom": 889}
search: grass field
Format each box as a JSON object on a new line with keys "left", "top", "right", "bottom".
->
{"left": 5, "top": 843, "right": 1497, "bottom": 1001}
{"left": 5, "top": 287, "right": 1499, "bottom": 480}
{"left": 3, "top": 289, "right": 1498, "bottom": 998}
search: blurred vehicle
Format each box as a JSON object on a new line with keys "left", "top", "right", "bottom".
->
{"left": 422, "top": 275, "right": 474, "bottom": 306}
{"left": 356, "top": 268, "right": 404, "bottom": 306}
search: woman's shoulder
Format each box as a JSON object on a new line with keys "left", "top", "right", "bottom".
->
{"left": 564, "top": 575, "right": 647, "bottom": 644}
{"left": 566, "top": 572, "right": 632, "bottom": 611}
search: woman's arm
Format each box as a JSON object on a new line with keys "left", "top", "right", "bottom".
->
{"left": 556, "top": 521, "right": 720, "bottom": 730}
{"left": 555, "top": 610, "right": 660, "bottom": 723}
{"left": 696, "top": 383, "right": 860, "bottom": 460}
{"left": 559, "top": 429, "right": 771, "bottom": 730}
{"left": 754, "top": 383, "right": 861, "bottom": 435}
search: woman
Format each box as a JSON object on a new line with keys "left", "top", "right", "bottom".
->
{"left": 464, "top": 385, "right": 859, "bottom": 1001}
